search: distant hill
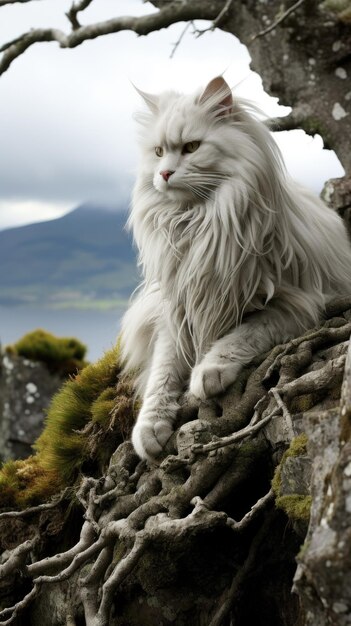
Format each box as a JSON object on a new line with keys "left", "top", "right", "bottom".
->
{"left": 0, "top": 204, "right": 139, "bottom": 308}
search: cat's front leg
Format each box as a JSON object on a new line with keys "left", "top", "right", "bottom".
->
{"left": 190, "top": 302, "right": 317, "bottom": 401}
{"left": 132, "top": 328, "right": 188, "bottom": 462}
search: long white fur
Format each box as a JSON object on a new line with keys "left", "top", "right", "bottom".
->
{"left": 121, "top": 77, "right": 351, "bottom": 462}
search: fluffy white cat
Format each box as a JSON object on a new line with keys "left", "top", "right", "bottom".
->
{"left": 121, "top": 76, "right": 351, "bottom": 462}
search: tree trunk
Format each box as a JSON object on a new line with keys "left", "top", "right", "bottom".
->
{"left": 154, "top": 0, "right": 351, "bottom": 175}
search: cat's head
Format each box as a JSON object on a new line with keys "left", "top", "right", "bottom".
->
{"left": 134, "top": 77, "right": 235, "bottom": 203}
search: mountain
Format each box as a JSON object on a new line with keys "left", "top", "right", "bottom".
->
{"left": 0, "top": 203, "right": 139, "bottom": 308}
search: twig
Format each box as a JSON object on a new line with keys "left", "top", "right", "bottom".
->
{"left": 270, "top": 388, "right": 295, "bottom": 439}
{"left": 227, "top": 488, "right": 274, "bottom": 531}
{"left": 250, "top": 0, "right": 306, "bottom": 42}
{"left": 0, "top": 0, "right": 42, "bottom": 5}
{"left": 33, "top": 533, "right": 107, "bottom": 585}
{"left": 0, "top": 586, "right": 39, "bottom": 626}
{"left": 0, "top": 537, "right": 38, "bottom": 578}
{"left": 170, "top": 20, "right": 192, "bottom": 58}
{"left": 65, "top": 0, "right": 94, "bottom": 30}
{"left": 194, "top": 0, "right": 233, "bottom": 37}
{"left": 97, "top": 533, "right": 148, "bottom": 625}
{"left": 263, "top": 321, "right": 351, "bottom": 383}
{"left": 0, "top": 488, "right": 69, "bottom": 519}
{"left": 209, "top": 512, "right": 273, "bottom": 626}
{"left": 191, "top": 412, "right": 274, "bottom": 454}
{"left": 28, "top": 520, "right": 96, "bottom": 577}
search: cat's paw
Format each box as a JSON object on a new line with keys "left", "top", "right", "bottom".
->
{"left": 189, "top": 361, "right": 241, "bottom": 401}
{"left": 132, "top": 416, "right": 174, "bottom": 463}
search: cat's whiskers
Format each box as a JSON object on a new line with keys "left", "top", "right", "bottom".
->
{"left": 182, "top": 182, "right": 212, "bottom": 202}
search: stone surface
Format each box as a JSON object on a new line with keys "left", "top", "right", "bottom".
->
{"left": 322, "top": 177, "right": 351, "bottom": 239}
{"left": 0, "top": 350, "right": 63, "bottom": 460}
{"left": 294, "top": 341, "right": 351, "bottom": 626}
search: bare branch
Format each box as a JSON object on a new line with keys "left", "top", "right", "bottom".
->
{"left": 170, "top": 20, "right": 192, "bottom": 59}
{"left": 227, "top": 488, "right": 274, "bottom": 531}
{"left": 193, "top": 0, "right": 234, "bottom": 37}
{"left": 65, "top": 0, "right": 94, "bottom": 30}
{"left": 0, "top": 1, "right": 218, "bottom": 76}
{"left": 250, "top": 0, "right": 306, "bottom": 42}
{"left": 28, "top": 520, "right": 96, "bottom": 577}
{"left": 97, "top": 532, "right": 148, "bottom": 624}
{"left": 0, "top": 537, "right": 37, "bottom": 578}
{"left": 0, "top": 586, "right": 39, "bottom": 626}
{"left": 268, "top": 110, "right": 331, "bottom": 145}
{"left": 0, "top": 488, "right": 69, "bottom": 520}
{"left": 191, "top": 411, "right": 275, "bottom": 454}
{"left": 0, "top": 0, "right": 43, "bottom": 5}
{"left": 209, "top": 512, "right": 273, "bottom": 626}
{"left": 270, "top": 388, "right": 295, "bottom": 439}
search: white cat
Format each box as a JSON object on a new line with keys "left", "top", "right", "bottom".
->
{"left": 121, "top": 76, "right": 351, "bottom": 462}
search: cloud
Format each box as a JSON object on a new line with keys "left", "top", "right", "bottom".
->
{"left": 0, "top": 0, "right": 344, "bottom": 230}
{"left": 0, "top": 200, "right": 72, "bottom": 231}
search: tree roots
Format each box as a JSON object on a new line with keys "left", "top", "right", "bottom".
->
{"left": 1, "top": 297, "right": 351, "bottom": 625}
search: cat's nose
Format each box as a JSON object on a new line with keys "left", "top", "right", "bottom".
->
{"left": 160, "top": 170, "right": 175, "bottom": 182}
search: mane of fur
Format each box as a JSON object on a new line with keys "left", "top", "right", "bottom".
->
{"left": 123, "top": 87, "right": 351, "bottom": 368}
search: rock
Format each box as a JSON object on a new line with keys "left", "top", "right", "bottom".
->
{"left": 0, "top": 350, "right": 63, "bottom": 461}
{"left": 294, "top": 341, "right": 351, "bottom": 626}
{"left": 322, "top": 176, "right": 351, "bottom": 240}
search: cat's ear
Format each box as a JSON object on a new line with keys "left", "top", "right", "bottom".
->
{"left": 132, "top": 83, "right": 159, "bottom": 114}
{"left": 199, "top": 76, "right": 233, "bottom": 117}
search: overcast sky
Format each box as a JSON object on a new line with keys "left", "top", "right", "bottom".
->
{"left": 0, "top": 0, "right": 344, "bottom": 230}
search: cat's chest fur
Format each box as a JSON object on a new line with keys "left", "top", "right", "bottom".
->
{"left": 136, "top": 200, "right": 250, "bottom": 357}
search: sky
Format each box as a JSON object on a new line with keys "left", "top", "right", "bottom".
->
{"left": 0, "top": 0, "right": 344, "bottom": 231}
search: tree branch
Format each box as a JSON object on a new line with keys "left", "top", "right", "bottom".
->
{"left": 250, "top": 0, "right": 306, "bottom": 42}
{"left": 0, "top": 0, "right": 218, "bottom": 76}
{"left": 0, "top": 0, "right": 43, "bottom": 5}
{"left": 65, "top": 0, "right": 94, "bottom": 31}
{"left": 193, "top": 0, "right": 234, "bottom": 37}
{"left": 226, "top": 488, "right": 274, "bottom": 531}
{"left": 0, "top": 488, "right": 69, "bottom": 519}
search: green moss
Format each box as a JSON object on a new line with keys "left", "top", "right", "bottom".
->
{"left": 275, "top": 495, "right": 312, "bottom": 521}
{"left": 285, "top": 434, "right": 308, "bottom": 458}
{"left": 8, "top": 329, "right": 87, "bottom": 376}
{"left": 0, "top": 457, "right": 60, "bottom": 508}
{"left": 271, "top": 463, "right": 282, "bottom": 496}
{"left": 91, "top": 387, "right": 117, "bottom": 424}
{"left": 272, "top": 434, "right": 310, "bottom": 522}
{"left": 290, "top": 394, "right": 315, "bottom": 413}
{"left": 0, "top": 343, "right": 137, "bottom": 509}
{"left": 35, "top": 344, "right": 127, "bottom": 482}
{"left": 272, "top": 434, "right": 308, "bottom": 496}
{"left": 321, "top": 0, "right": 351, "bottom": 21}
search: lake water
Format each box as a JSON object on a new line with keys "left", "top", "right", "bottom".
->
{"left": 0, "top": 306, "right": 126, "bottom": 362}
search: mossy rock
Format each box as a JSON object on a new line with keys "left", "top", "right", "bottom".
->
{"left": 272, "top": 434, "right": 311, "bottom": 523}
{"left": 275, "top": 495, "right": 312, "bottom": 522}
{"left": 7, "top": 329, "right": 88, "bottom": 376}
{"left": 0, "top": 343, "right": 137, "bottom": 509}
{"left": 0, "top": 456, "right": 60, "bottom": 508}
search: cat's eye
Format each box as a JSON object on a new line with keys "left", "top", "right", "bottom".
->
{"left": 183, "top": 141, "right": 201, "bottom": 154}
{"left": 155, "top": 146, "right": 164, "bottom": 157}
